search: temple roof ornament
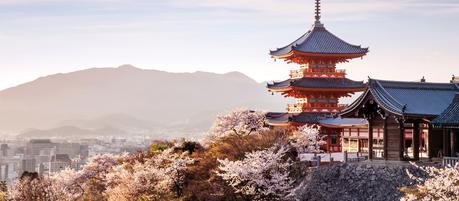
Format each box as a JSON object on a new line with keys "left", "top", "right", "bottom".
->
{"left": 270, "top": 0, "right": 368, "bottom": 62}
{"left": 314, "top": 0, "right": 322, "bottom": 26}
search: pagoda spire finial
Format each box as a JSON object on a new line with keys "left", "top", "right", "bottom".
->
{"left": 315, "top": 0, "right": 321, "bottom": 22}
{"left": 314, "top": 0, "right": 323, "bottom": 27}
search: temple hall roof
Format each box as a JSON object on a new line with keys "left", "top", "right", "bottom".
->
{"left": 266, "top": 112, "right": 332, "bottom": 125}
{"left": 342, "top": 79, "right": 459, "bottom": 117}
{"left": 267, "top": 77, "right": 365, "bottom": 91}
{"left": 432, "top": 93, "right": 459, "bottom": 128}
{"left": 270, "top": 25, "right": 369, "bottom": 58}
{"left": 319, "top": 118, "right": 368, "bottom": 128}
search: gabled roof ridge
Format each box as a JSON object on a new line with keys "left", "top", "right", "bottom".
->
{"left": 370, "top": 78, "right": 457, "bottom": 90}
{"left": 339, "top": 89, "right": 369, "bottom": 116}
{"left": 369, "top": 82, "right": 404, "bottom": 115}
{"left": 371, "top": 78, "right": 452, "bottom": 85}
{"left": 372, "top": 79, "right": 405, "bottom": 110}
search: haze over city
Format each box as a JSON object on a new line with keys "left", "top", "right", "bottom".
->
{"left": 1, "top": 0, "right": 459, "bottom": 90}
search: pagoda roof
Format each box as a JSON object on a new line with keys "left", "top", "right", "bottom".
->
{"left": 341, "top": 79, "right": 459, "bottom": 118}
{"left": 270, "top": 24, "right": 369, "bottom": 58}
{"left": 319, "top": 118, "right": 368, "bottom": 128}
{"left": 266, "top": 112, "right": 332, "bottom": 126}
{"left": 432, "top": 93, "right": 459, "bottom": 128}
{"left": 267, "top": 77, "right": 365, "bottom": 92}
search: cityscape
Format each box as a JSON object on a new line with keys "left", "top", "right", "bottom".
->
{"left": 1, "top": 0, "right": 459, "bottom": 200}
{"left": 0, "top": 136, "right": 150, "bottom": 184}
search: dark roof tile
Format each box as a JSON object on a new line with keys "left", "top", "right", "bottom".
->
{"left": 270, "top": 25, "right": 368, "bottom": 57}
{"left": 367, "top": 79, "right": 458, "bottom": 117}
{"left": 266, "top": 112, "right": 332, "bottom": 124}
{"left": 432, "top": 94, "right": 459, "bottom": 127}
{"left": 268, "top": 77, "right": 365, "bottom": 90}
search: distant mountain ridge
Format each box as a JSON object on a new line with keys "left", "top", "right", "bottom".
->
{"left": 0, "top": 65, "right": 284, "bottom": 138}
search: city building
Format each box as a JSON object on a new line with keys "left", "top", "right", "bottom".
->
{"left": 49, "top": 154, "right": 71, "bottom": 174}
{"left": 0, "top": 144, "right": 8, "bottom": 157}
{"left": 21, "top": 158, "right": 36, "bottom": 174}
{"left": 26, "top": 139, "right": 57, "bottom": 156}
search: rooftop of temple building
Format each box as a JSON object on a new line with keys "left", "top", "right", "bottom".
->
{"left": 267, "top": 77, "right": 366, "bottom": 92}
{"left": 432, "top": 93, "right": 459, "bottom": 128}
{"left": 342, "top": 78, "right": 459, "bottom": 118}
{"left": 266, "top": 112, "right": 333, "bottom": 126}
{"left": 269, "top": 0, "right": 368, "bottom": 62}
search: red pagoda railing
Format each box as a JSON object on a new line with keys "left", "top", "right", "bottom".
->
{"left": 287, "top": 103, "right": 347, "bottom": 113}
{"left": 290, "top": 68, "right": 346, "bottom": 79}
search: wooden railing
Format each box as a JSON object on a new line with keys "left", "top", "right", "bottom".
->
{"left": 443, "top": 157, "right": 459, "bottom": 167}
{"left": 289, "top": 68, "right": 346, "bottom": 79}
{"left": 287, "top": 104, "right": 346, "bottom": 113}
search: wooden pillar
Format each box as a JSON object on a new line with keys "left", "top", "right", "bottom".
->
{"left": 413, "top": 121, "right": 420, "bottom": 160}
{"left": 368, "top": 119, "right": 373, "bottom": 160}
{"left": 443, "top": 129, "right": 450, "bottom": 157}
{"left": 427, "top": 124, "right": 433, "bottom": 159}
{"left": 383, "top": 117, "right": 388, "bottom": 160}
{"left": 451, "top": 129, "right": 456, "bottom": 157}
{"left": 399, "top": 119, "right": 405, "bottom": 160}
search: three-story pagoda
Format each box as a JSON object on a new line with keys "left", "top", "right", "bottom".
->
{"left": 267, "top": 0, "right": 368, "bottom": 152}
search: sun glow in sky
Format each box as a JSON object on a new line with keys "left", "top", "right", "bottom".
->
{"left": 1, "top": 0, "right": 458, "bottom": 90}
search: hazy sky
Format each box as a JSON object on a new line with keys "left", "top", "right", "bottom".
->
{"left": 1, "top": 0, "right": 458, "bottom": 90}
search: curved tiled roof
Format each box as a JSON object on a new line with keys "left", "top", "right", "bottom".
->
{"left": 432, "top": 94, "right": 459, "bottom": 128}
{"left": 270, "top": 25, "right": 368, "bottom": 57}
{"left": 267, "top": 77, "right": 365, "bottom": 90}
{"left": 370, "top": 79, "right": 458, "bottom": 116}
{"left": 342, "top": 79, "right": 459, "bottom": 118}
{"left": 266, "top": 112, "right": 332, "bottom": 125}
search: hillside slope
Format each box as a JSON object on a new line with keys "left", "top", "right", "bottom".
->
{"left": 0, "top": 65, "right": 284, "bottom": 137}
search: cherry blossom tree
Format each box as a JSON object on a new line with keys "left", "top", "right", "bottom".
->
{"left": 104, "top": 148, "right": 195, "bottom": 200}
{"left": 207, "top": 109, "right": 267, "bottom": 141}
{"left": 217, "top": 145, "right": 294, "bottom": 201}
{"left": 49, "top": 168, "right": 84, "bottom": 200}
{"left": 290, "top": 125, "right": 326, "bottom": 154}
{"left": 10, "top": 172, "right": 59, "bottom": 201}
{"left": 71, "top": 153, "right": 127, "bottom": 200}
{"left": 402, "top": 163, "right": 459, "bottom": 201}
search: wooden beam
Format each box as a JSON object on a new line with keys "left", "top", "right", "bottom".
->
{"left": 413, "top": 121, "right": 420, "bottom": 160}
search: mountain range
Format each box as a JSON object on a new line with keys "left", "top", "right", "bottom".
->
{"left": 0, "top": 65, "right": 285, "bottom": 138}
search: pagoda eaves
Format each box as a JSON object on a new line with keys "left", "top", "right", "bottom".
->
{"left": 270, "top": 24, "right": 368, "bottom": 64}
{"left": 268, "top": 77, "right": 366, "bottom": 93}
